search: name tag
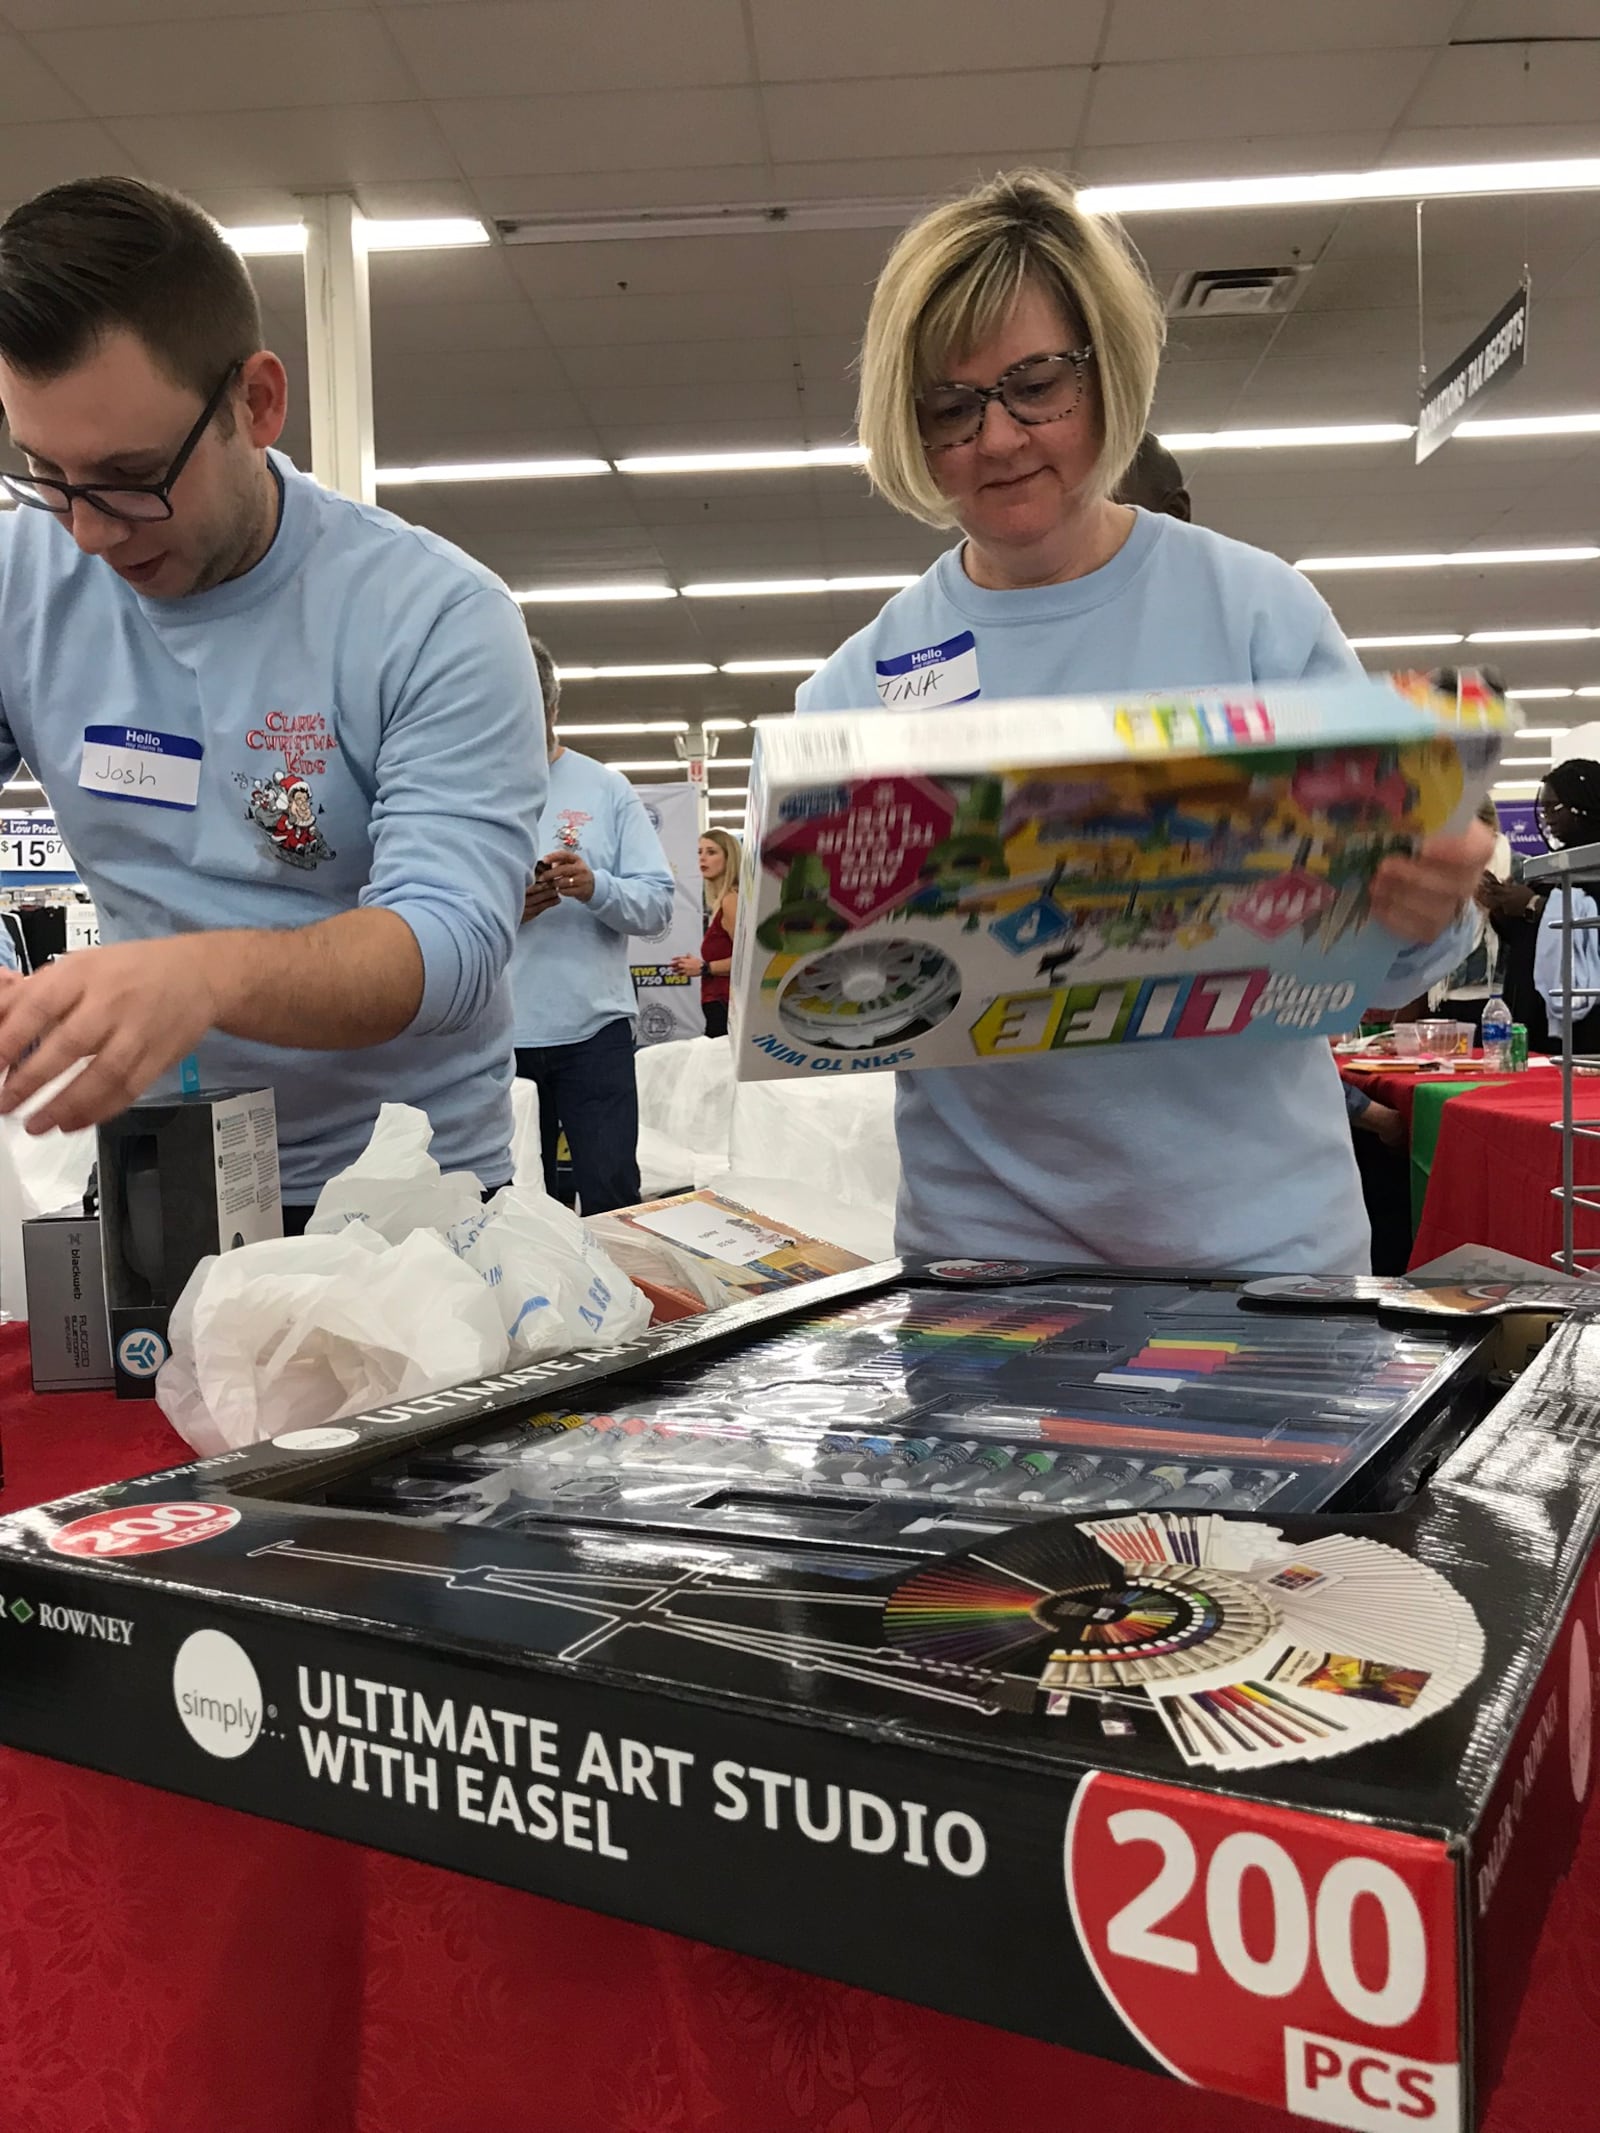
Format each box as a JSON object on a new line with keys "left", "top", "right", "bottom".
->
{"left": 875, "top": 630, "right": 980, "bottom": 709}
{"left": 78, "top": 725, "right": 203, "bottom": 811}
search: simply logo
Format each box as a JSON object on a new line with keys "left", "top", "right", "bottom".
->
{"left": 117, "top": 1328, "right": 168, "bottom": 1379}
{"left": 172, "top": 1629, "right": 264, "bottom": 1760}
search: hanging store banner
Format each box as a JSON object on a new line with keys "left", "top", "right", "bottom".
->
{"left": 1495, "top": 801, "right": 1544, "bottom": 861}
{"left": 1416, "top": 282, "right": 1529, "bottom": 463}
{"left": 630, "top": 780, "right": 705, "bottom": 1048}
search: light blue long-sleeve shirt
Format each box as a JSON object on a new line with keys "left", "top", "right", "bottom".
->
{"left": 509, "top": 747, "right": 675, "bottom": 1046}
{"left": 1536, "top": 885, "right": 1600, "bottom": 1028}
{"left": 798, "top": 509, "right": 1473, "bottom": 1274}
{"left": 0, "top": 922, "right": 17, "bottom": 973}
{"left": 0, "top": 450, "right": 544, "bottom": 1198}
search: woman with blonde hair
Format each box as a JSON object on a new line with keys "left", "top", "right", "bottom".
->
{"left": 800, "top": 168, "right": 1490, "bottom": 1273}
{"left": 673, "top": 827, "right": 741, "bottom": 1038}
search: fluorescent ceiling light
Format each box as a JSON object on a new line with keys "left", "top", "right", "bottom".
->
{"left": 1079, "top": 157, "right": 1600, "bottom": 217}
{"left": 618, "top": 447, "right": 868, "bottom": 475}
{"left": 1515, "top": 729, "right": 1567, "bottom": 739}
{"left": 557, "top": 664, "right": 715, "bottom": 680}
{"left": 223, "top": 216, "right": 489, "bottom": 257}
{"left": 608, "top": 758, "right": 689, "bottom": 772}
{"left": 377, "top": 458, "right": 609, "bottom": 484}
{"left": 704, "top": 718, "right": 748, "bottom": 731}
{"left": 1297, "top": 548, "right": 1600, "bottom": 572}
{"left": 1164, "top": 424, "right": 1413, "bottom": 451}
{"left": 554, "top": 720, "right": 689, "bottom": 735}
{"left": 1580, "top": 687, "right": 1600, "bottom": 698}
{"left": 704, "top": 755, "right": 752, "bottom": 768}
{"left": 1458, "top": 413, "right": 1600, "bottom": 439}
{"left": 1505, "top": 688, "right": 1575, "bottom": 700}
{"left": 224, "top": 223, "right": 307, "bottom": 257}
{"left": 513, "top": 584, "right": 676, "bottom": 604}
{"left": 1470, "top": 627, "right": 1600, "bottom": 643}
{"left": 683, "top": 575, "right": 917, "bottom": 598}
{"left": 1348, "top": 632, "right": 1465, "bottom": 649}
{"left": 720, "top": 658, "right": 826, "bottom": 674}
{"left": 1502, "top": 756, "right": 1554, "bottom": 766}
{"left": 361, "top": 218, "right": 489, "bottom": 252}
{"left": 1492, "top": 781, "right": 1541, "bottom": 793}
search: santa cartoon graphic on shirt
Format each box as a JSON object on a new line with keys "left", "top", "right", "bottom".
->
{"left": 248, "top": 773, "right": 334, "bottom": 869}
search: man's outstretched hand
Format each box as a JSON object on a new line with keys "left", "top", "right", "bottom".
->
{"left": 0, "top": 937, "right": 223, "bottom": 1133}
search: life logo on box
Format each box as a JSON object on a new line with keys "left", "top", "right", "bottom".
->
{"left": 49, "top": 1502, "right": 241, "bottom": 1559}
{"left": 874, "top": 631, "right": 980, "bottom": 709}
{"left": 1065, "top": 1770, "right": 1463, "bottom": 2130}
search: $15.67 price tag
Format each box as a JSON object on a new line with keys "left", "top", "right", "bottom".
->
{"left": 1065, "top": 1771, "right": 1463, "bottom": 2132}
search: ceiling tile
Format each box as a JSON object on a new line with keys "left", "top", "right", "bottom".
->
{"left": 0, "top": 119, "right": 131, "bottom": 199}
{"left": 1102, "top": 0, "right": 1460, "bottom": 60}
{"left": 751, "top": 0, "right": 1102, "bottom": 80}
{"left": 0, "top": 33, "right": 88, "bottom": 123}
{"left": 1450, "top": 0, "right": 1600, "bottom": 28}
{"left": 108, "top": 105, "right": 458, "bottom": 193}
{"left": 1075, "top": 134, "right": 1390, "bottom": 182}
{"left": 27, "top": 14, "right": 416, "bottom": 116}
{"left": 433, "top": 86, "right": 765, "bottom": 178}
{"left": 385, "top": 0, "right": 752, "bottom": 96}
{"left": 505, "top": 233, "right": 792, "bottom": 301}
{"left": 762, "top": 69, "right": 1090, "bottom": 163}
{"left": 764, "top": 152, "right": 1067, "bottom": 202}
{"left": 4, "top": 0, "right": 361, "bottom": 21}
{"left": 1086, "top": 51, "right": 1434, "bottom": 143}
{"left": 466, "top": 164, "right": 772, "bottom": 216}
{"left": 533, "top": 289, "right": 791, "bottom": 348}
{"left": 1406, "top": 42, "right": 1600, "bottom": 126}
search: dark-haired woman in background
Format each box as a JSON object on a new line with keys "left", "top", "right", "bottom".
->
{"left": 1527, "top": 759, "right": 1600, "bottom": 1053}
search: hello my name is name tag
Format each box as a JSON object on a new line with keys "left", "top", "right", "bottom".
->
{"left": 78, "top": 725, "right": 203, "bottom": 811}
{"left": 875, "top": 630, "right": 981, "bottom": 709}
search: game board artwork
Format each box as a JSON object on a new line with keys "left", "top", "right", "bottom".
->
{"left": 734, "top": 678, "right": 1508, "bottom": 1078}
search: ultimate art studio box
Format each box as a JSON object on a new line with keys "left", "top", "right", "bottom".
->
{"left": 0, "top": 1259, "right": 1598, "bottom": 2130}
{"left": 729, "top": 673, "right": 1509, "bottom": 1081}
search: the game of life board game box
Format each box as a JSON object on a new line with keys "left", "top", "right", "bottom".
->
{"left": 730, "top": 672, "right": 1511, "bottom": 1081}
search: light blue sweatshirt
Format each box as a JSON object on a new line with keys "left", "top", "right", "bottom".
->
{"left": 0, "top": 451, "right": 544, "bottom": 1199}
{"left": 798, "top": 510, "right": 1473, "bottom": 1274}
{"left": 509, "top": 747, "right": 675, "bottom": 1046}
{"left": 1536, "top": 885, "right": 1600, "bottom": 1027}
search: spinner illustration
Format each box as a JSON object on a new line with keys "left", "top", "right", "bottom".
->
{"left": 884, "top": 1513, "right": 1484, "bottom": 1771}
{"left": 777, "top": 938, "right": 962, "bottom": 1050}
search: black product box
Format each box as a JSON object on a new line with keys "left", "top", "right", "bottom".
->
{"left": 20, "top": 1211, "right": 113, "bottom": 1392}
{"left": 0, "top": 1262, "right": 1595, "bottom": 2131}
{"left": 96, "top": 1087, "right": 283, "bottom": 1399}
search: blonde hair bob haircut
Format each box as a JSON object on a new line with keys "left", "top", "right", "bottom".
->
{"left": 858, "top": 168, "right": 1166, "bottom": 528}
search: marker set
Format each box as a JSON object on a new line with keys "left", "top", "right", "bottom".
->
{"left": 316, "top": 1276, "right": 1486, "bottom": 1540}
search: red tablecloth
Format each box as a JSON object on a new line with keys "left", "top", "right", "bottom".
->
{"left": 1410, "top": 1074, "right": 1600, "bottom": 1269}
{"left": 1339, "top": 1055, "right": 1558, "bottom": 1129}
{"left": 4, "top": 1321, "right": 1600, "bottom": 2132}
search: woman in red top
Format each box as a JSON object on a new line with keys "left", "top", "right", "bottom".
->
{"left": 673, "top": 830, "right": 740, "bottom": 1037}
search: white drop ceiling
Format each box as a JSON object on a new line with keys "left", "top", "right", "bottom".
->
{"left": 1, "top": 0, "right": 1599, "bottom": 798}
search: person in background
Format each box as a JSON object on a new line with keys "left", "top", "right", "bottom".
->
{"left": 799, "top": 167, "right": 1491, "bottom": 1274}
{"left": 0, "top": 915, "right": 18, "bottom": 973}
{"left": 1430, "top": 796, "right": 1511, "bottom": 1029}
{"left": 1114, "top": 430, "right": 1191, "bottom": 520}
{"left": 0, "top": 177, "right": 542, "bottom": 1229}
{"left": 1531, "top": 758, "right": 1600, "bottom": 1053}
{"left": 673, "top": 829, "right": 740, "bottom": 1037}
{"left": 510, "top": 637, "right": 675, "bottom": 1213}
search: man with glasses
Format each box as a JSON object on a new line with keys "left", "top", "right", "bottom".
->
{"left": 0, "top": 176, "right": 543, "bottom": 1226}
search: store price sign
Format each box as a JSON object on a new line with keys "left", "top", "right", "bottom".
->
{"left": 0, "top": 812, "right": 72, "bottom": 879}
{"left": 1066, "top": 1770, "right": 1463, "bottom": 2130}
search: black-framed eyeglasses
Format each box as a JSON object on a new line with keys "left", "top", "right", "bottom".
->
{"left": 916, "top": 345, "right": 1095, "bottom": 452}
{"left": 1, "top": 361, "right": 243, "bottom": 523}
